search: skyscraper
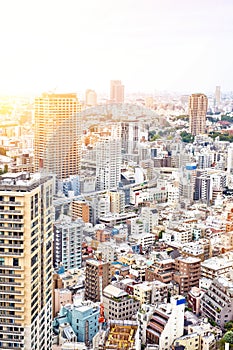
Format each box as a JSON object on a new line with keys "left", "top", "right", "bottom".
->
{"left": 0, "top": 172, "right": 53, "bottom": 350}
{"left": 34, "top": 93, "right": 82, "bottom": 179}
{"left": 215, "top": 85, "right": 221, "bottom": 106}
{"left": 96, "top": 137, "right": 121, "bottom": 191}
{"left": 85, "top": 89, "right": 97, "bottom": 106}
{"left": 189, "top": 93, "right": 208, "bottom": 136}
{"left": 110, "top": 80, "right": 124, "bottom": 103}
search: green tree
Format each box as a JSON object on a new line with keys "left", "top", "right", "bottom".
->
{"left": 180, "top": 131, "right": 194, "bottom": 143}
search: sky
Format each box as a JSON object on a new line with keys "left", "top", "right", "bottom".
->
{"left": 0, "top": 0, "right": 233, "bottom": 95}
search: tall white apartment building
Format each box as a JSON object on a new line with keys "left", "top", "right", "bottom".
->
{"left": 96, "top": 137, "right": 121, "bottom": 191}
{"left": 146, "top": 295, "right": 185, "bottom": 349}
{"left": 53, "top": 215, "right": 84, "bottom": 270}
{"left": 0, "top": 172, "right": 54, "bottom": 350}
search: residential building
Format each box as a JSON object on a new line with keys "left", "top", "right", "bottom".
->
{"left": 134, "top": 282, "right": 152, "bottom": 305}
{"left": 85, "top": 89, "right": 97, "bottom": 107}
{"left": 173, "top": 257, "right": 201, "bottom": 295}
{"left": 84, "top": 259, "right": 111, "bottom": 302}
{"left": 151, "top": 281, "right": 169, "bottom": 305}
{"left": 201, "top": 274, "right": 233, "bottom": 328}
{"left": 96, "top": 137, "right": 121, "bottom": 191}
{"left": 0, "top": 172, "right": 53, "bottom": 350}
{"left": 71, "top": 200, "right": 90, "bottom": 223}
{"left": 103, "top": 285, "right": 140, "bottom": 320}
{"left": 54, "top": 301, "right": 100, "bottom": 344}
{"left": 200, "top": 252, "right": 233, "bottom": 282}
{"left": 109, "top": 189, "right": 125, "bottom": 214}
{"left": 146, "top": 296, "right": 185, "bottom": 350}
{"left": 53, "top": 216, "right": 83, "bottom": 270}
{"left": 34, "top": 93, "right": 82, "bottom": 179}
{"left": 187, "top": 287, "right": 204, "bottom": 316}
{"left": 110, "top": 80, "right": 124, "bottom": 103}
{"left": 53, "top": 289, "right": 72, "bottom": 317}
{"left": 189, "top": 93, "right": 208, "bottom": 136}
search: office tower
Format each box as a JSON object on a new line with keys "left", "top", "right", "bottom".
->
{"left": 53, "top": 216, "right": 83, "bottom": 270}
{"left": 85, "top": 89, "right": 97, "bottom": 107}
{"left": 34, "top": 93, "right": 82, "bottom": 179}
{"left": 215, "top": 85, "right": 221, "bottom": 106}
{"left": 189, "top": 93, "right": 208, "bottom": 136}
{"left": 0, "top": 172, "right": 53, "bottom": 350}
{"left": 96, "top": 137, "right": 121, "bottom": 191}
{"left": 84, "top": 259, "right": 111, "bottom": 302}
{"left": 110, "top": 80, "right": 124, "bottom": 103}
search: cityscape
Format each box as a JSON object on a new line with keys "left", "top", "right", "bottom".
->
{"left": 0, "top": 1, "right": 233, "bottom": 350}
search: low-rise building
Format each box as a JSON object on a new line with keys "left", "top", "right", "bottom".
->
{"left": 201, "top": 252, "right": 233, "bottom": 281}
{"left": 134, "top": 282, "right": 152, "bottom": 305}
{"left": 103, "top": 285, "right": 140, "bottom": 320}
{"left": 146, "top": 296, "right": 185, "bottom": 350}
{"left": 53, "top": 301, "right": 100, "bottom": 344}
{"left": 201, "top": 274, "right": 233, "bottom": 328}
{"left": 187, "top": 287, "right": 204, "bottom": 316}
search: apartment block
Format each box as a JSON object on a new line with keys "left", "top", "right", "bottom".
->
{"left": 173, "top": 257, "right": 201, "bottom": 295}
{"left": 54, "top": 301, "right": 100, "bottom": 343}
{"left": 0, "top": 172, "right": 53, "bottom": 350}
{"left": 103, "top": 285, "right": 139, "bottom": 320}
{"left": 34, "top": 93, "right": 82, "bottom": 179}
{"left": 201, "top": 275, "right": 233, "bottom": 328}
{"left": 146, "top": 296, "right": 185, "bottom": 350}
{"left": 71, "top": 199, "right": 90, "bottom": 223}
{"left": 84, "top": 259, "right": 111, "bottom": 302}
{"left": 200, "top": 252, "right": 233, "bottom": 281}
{"left": 53, "top": 216, "right": 83, "bottom": 270}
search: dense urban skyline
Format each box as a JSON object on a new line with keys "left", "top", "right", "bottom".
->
{"left": 0, "top": 0, "right": 233, "bottom": 94}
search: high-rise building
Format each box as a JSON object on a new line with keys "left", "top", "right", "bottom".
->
{"left": 34, "top": 93, "right": 82, "bottom": 179}
{"left": 96, "top": 137, "right": 121, "bottom": 191}
{"left": 215, "top": 85, "right": 221, "bottom": 106}
{"left": 110, "top": 80, "right": 124, "bottom": 103}
{"left": 53, "top": 216, "right": 83, "bottom": 270}
{"left": 0, "top": 172, "right": 53, "bottom": 350}
{"left": 84, "top": 259, "right": 111, "bottom": 302}
{"left": 85, "top": 89, "right": 97, "bottom": 106}
{"left": 189, "top": 93, "right": 208, "bottom": 136}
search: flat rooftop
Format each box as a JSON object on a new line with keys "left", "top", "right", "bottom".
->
{"left": 0, "top": 172, "right": 52, "bottom": 192}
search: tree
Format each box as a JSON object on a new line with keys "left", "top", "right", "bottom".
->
{"left": 225, "top": 321, "right": 233, "bottom": 331}
{"left": 180, "top": 131, "right": 194, "bottom": 143}
{"left": 223, "top": 331, "right": 233, "bottom": 345}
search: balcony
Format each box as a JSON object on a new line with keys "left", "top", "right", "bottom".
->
{"left": 0, "top": 252, "right": 24, "bottom": 257}
{"left": 0, "top": 298, "right": 23, "bottom": 303}
{"left": 0, "top": 281, "right": 23, "bottom": 287}
{"left": 0, "top": 273, "right": 22, "bottom": 278}
{"left": 0, "top": 265, "right": 23, "bottom": 270}
{"left": 0, "top": 313, "right": 24, "bottom": 320}
{"left": 0, "top": 218, "right": 23, "bottom": 223}
{"left": 0, "top": 226, "right": 24, "bottom": 232}
{"left": 0, "top": 201, "right": 22, "bottom": 206}
{"left": 0, "top": 243, "right": 23, "bottom": 248}
{"left": 0, "top": 210, "right": 23, "bottom": 214}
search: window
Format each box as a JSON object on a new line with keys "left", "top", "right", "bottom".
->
{"left": 13, "top": 258, "right": 19, "bottom": 267}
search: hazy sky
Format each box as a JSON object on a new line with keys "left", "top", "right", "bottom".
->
{"left": 0, "top": 0, "right": 233, "bottom": 95}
